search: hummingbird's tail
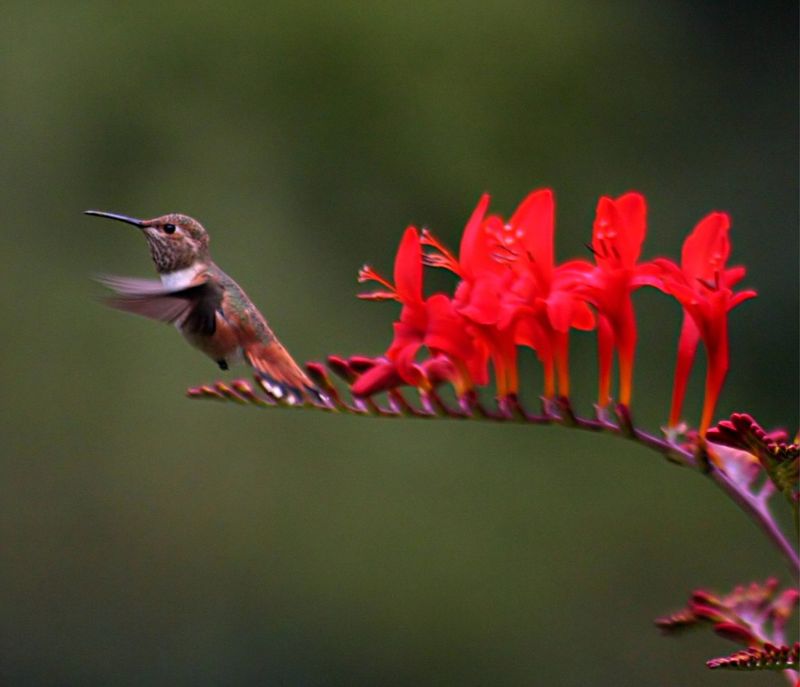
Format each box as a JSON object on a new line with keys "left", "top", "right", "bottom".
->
{"left": 244, "top": 342, "right": 328, "bottom": 406}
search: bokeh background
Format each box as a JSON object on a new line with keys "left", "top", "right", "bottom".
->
{"left": 1, "top": 2, "right": 797, "bottom": 685}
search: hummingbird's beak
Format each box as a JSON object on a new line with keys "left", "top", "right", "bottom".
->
{"left": 84, "top": 210, "right": 146, "bottom": 228}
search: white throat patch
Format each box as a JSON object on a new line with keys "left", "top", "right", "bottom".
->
{"left": 160, "top": 265, "right": 202, "bottom": 290}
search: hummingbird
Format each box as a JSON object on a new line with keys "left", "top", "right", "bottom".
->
{"left": 85, "top": 210, "right": 324, "bottom": 405}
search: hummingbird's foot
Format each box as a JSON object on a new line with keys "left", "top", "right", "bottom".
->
{"left": 217, "top": 359, "right": 229, "bottom": 371}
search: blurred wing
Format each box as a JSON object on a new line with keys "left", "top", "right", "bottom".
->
{"left": 96, "top": 274, "right": 223, "bottom": 336}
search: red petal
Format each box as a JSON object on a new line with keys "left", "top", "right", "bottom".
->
{"left": 394, "top": 227, "right": 423, "bottom": 304}
{"left": 669, "top": 314, "right": 700, "bottom": 427}
{"left": 555, "top": 259, "right": 594, "bottom": 281}
{"left": 729, "top": 288, "right": 757, "bottom": 309}
{"left": 597, "top": 314, "right": 613, "bottom": 407}
{"left": 390, "top": 339, "right": 424, "bottom": 387}
{"left": 615, "top": 296, "right": 638, "bottom": 407}
{"left": 421, "top": 355, "right": 458, "bottom": 386}
{"left": 425, "top": 294, "right": 474, "bottom": 362}
{"left": 351, "top": 360, "right": 403, "bottom": 396}
{"left": 632, "top": 260, "right": 669, "bottom": 290}
{"left": 646, "top": 258, "right": 683, "bottom": 286}
{"left": 467, "top": 339, "right": 490, "bottom": 386}
{"left": 545, "top": 289, "right": 573, "bottom": 333}
{"left": 593, "top": 193, "right": 647, "bottom": 269}
{"left": 570, "top": 300, "right": 595, "bottom": 330}
{"left": 457, "top": 277, "right": 502, "bottom": 326}
{"left": 700, "top": 316, "right": 729, "bottom": 435}
{"left": 681, "top": 212, "right": 730, "bottom": 281}
{"left": 722, "top": 265, "right": 746, "bottom": 287}
{"left": 614, "top": 192, "right": 647, "bottom": 265}
{"left": 397, "top": 302, "right": 428, "bottom": 333}
{"left": 458, "top": 194, "right": 492, "bottom": 279}
{"left": 510, "top": 189, "right": 554, "bottom": 281}
{"left": 387, "top": 320, "right": 423, "bottom": 359}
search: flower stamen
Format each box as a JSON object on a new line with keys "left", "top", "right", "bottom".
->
{"left": 357, "top": 264, "right": 398, "bottom": 301}
{"left": 420, "top": 229, "right": 461, "bottom": 275}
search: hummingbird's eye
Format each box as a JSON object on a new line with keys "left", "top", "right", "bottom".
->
{"left": 163, "top": 223, "right": 176, "bottom": 234}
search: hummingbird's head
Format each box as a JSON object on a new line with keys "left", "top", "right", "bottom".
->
{"left": 85, "top": 210, "right": 211, "bottom": 273}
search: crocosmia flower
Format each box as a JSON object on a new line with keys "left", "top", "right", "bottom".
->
{"left": 580, "top": 192, "right": 652, "bottom": 408}
{"left": 354, "top": 226, "right": 482, "bottom": 396}
{"left": 435, "top": 192, "right": 520, "bottom": 396}
{"left": 487, "top": 190, "right": 595, "bottom": 399}
{"left": 651, "top": 212, "right": 756, "bottom": 434}
{"left": 424, "top": 190, "right": 594, "bottom": 398}
{"left": 338, "top": 188, "right": 759, "bottom": 442}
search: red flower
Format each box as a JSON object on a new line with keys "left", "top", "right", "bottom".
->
{"left": 350, "top": 354, "right": 457, "bottom": 398}
{"left": 354, "top": 227, "right": 482, "bottom": 395}
{"left": 580, "top": 192, "right": 651, "bottom": 407}
{"left": 351, "top": 188, "right": 755, "bottom": 438}
{"left": 424, "top": 190, "right": 594, "bottom": 398}
{"left": 651, "top": 212, "right": 756, "bottom": 434}
{"left": 435, "top": 193, "right": 518, "bottom": 395}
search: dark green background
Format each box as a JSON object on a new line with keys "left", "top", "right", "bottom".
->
{"left": 1, "top": 2, "right": 797, "bottom": 685}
